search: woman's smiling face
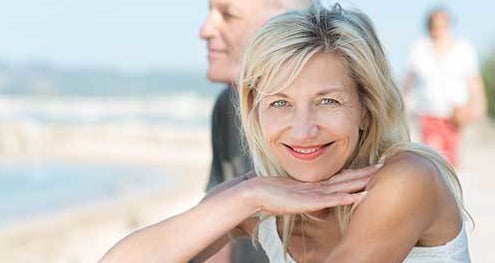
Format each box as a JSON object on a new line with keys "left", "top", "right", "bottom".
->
{"left": 257, "top": 52, "right": 365, "bottom": 182}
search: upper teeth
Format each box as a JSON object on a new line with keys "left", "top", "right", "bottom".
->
{"left": 293, "top": 147, "right": 319, "bottom": 154}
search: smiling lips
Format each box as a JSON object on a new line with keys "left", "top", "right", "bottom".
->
{"left": 208, "top": 48, "right": 227, "bottom": 60}
{"left": 285, "top": 142, "right": 334, "bottom": 161}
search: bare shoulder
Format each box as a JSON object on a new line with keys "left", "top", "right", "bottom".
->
{"left": 329, "top": 152, "right": 459, "bottom": 261}
{"left": 367, "top": 151, "right": 441, "bottom": 195}
{"left": 352, "top": 151, "right": 445, "bottom": 231}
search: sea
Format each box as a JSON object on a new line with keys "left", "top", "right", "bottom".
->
{"left": 0, "top": 63, "right": 223, "bottom": 228}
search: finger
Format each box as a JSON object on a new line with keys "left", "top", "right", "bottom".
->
{"left": 268, "top": 192, "right": 337, "bottom": 214}
{"left": 325, "top": 163, "right": 383, "bottom": 184}
{"left": 322, "top": 192, "right": 358, "bottom": 207}
{"left": 324, "top": 177, "right": 371, "bottom": 194}
{"left": 273, "top": 188, "right": 362, "bottom": 214}
{"left": 350, "top": 191, "right": 368, "bottom": 213}
{"left": 322, "top": 191, "right": 369, "bottom": 209}
{"left": 351, "top": 190, "right": 368, "bottom": 204}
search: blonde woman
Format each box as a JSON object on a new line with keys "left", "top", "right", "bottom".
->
{"left": 100, "top": 2, "right": 470, "bottom": 262}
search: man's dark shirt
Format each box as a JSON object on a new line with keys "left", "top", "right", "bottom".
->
{"left": 208, "top": 87, "right": 269, "bottom": 262}
{"left": 207, "top": 87, "right": 253, "bottom": 190}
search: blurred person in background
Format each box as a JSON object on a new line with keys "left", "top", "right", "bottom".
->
{"left": 198, "top": 0, "right": 311, "bottom": 262}
{"left": 403, "top": 7, "right": 487, "bottom": 167}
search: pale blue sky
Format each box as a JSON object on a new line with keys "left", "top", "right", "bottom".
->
{"left": 0, "top": 0, "right": 493, "bottom": 77}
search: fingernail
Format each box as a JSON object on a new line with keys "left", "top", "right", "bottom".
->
{"left": 358, "top": 191, "right": 368, "bottom": 197}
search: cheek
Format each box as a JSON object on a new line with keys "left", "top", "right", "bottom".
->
{"left": 258, "top": 108, "right": 292, "bottom": 145}
{"left": 228, "top": 19, "right": 262, "bottom": 59}
{"left": 226, "top": 29, "right": 248, "bottom": 59}
{"left": 318, "top": 110, "right": 361, "bottom": 144}
{"left": 345, "top": 116, "right": 363, "bottom": 150}
{"left": 258, "top": 110, "right": 278, "bottom": 144}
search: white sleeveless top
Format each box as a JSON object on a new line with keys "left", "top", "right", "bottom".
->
{"left": 258, "top": 216, "right": 471, "bottom": 263}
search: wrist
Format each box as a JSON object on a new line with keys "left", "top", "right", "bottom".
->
{"left": 236, "top": 176, "right": 263, "bottom": 215}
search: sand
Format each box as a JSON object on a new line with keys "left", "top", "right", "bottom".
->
{"left": 458, "top": 120, "right": 495, "bottom": 262}
{"left": 0, "top": 124, "right": 212, "bottom": 263}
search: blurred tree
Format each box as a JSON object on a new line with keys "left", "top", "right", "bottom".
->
{"left": 482, "top": 49, "right": 495, "bottom": 119}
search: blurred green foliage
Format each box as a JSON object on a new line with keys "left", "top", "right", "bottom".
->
{"left": 482, "top": 50, "right": 495, "bottom": 119}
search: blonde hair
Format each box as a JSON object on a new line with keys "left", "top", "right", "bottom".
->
{"left": 239, "top": 1, "right": 468, "bottom": 255}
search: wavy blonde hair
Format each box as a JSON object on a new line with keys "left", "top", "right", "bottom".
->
{"left": 238, "top": 1, "right": 468, "bottom": 255}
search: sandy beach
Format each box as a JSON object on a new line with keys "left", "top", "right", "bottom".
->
{"left": 458, "top": 121, "right": 495, "bottom": 262}
{"left": 0, "top": 123, "right": 212, "bottom": 263}
{"left": 0, "top": 119, "right": 494, "bottom": 262}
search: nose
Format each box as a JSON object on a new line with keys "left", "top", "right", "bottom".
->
{"left": 290, "top": 106, "right": 318, "bottom": 141}
{"left": 199, "top": 12, "right": 217, "bottom": 40}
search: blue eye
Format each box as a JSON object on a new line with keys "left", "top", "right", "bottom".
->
{"left": 270, "top": 100, "right": 289, "bottom": 108}
{"left": 320, "top": 98, "right": 340, "bottom": 105}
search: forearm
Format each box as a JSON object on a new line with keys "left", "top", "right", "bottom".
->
{"left": 99, "top": 183, "right": 258, "bottom": 263}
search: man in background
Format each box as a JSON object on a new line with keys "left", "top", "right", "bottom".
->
{"left": 198, "top": 0, "right": 311, "bottom": 261}
{"left": 403, "top": 7, "right": 486, "bottom": 167}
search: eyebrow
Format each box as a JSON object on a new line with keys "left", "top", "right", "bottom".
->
{"left": 270, "top": 86, "right": 348, "bottom": 98}
{"left": 209, "top": 0, "right": 226, "bottom": 9}
{"left": 210, "top": 2, "right": 227, "bottom": 10}
{"left": 210, "top": 1, "right": 239, "bottom": 12}
{"left": 315, "top": 87, "right": 348, "bottom": 96}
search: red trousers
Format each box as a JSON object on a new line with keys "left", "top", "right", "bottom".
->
{"left": 420, "top": 115, "right": 460, "bottom": 167}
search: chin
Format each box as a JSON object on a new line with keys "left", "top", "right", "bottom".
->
{"left": 207, "top": 61, "right": 238, "bottom": 84}
{"left": 208, "top": 72, "right": 237, "bottom": 85}
{"left": 207, "top": 71, "right": 226, "bottom": 83}
{"left": 288, "top": 170, "right": 333, "bottom": 183}
{"left": 286, "top": 165, "right": 341, "bottom": 182}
